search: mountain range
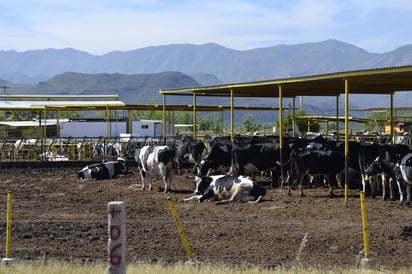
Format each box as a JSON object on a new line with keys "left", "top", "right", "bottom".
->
{"left": 1, "top": 39, "right": 412, "bottom": 117}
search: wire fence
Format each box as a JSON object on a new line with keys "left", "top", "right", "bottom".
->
{"left": 0, "top": 136, "right": 179, "bottom": 162}
{"left": 1, "top": 197, "right": 412, "bottom": 271}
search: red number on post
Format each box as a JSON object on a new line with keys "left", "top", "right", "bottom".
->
{"left": 109, "top": 243, "right": 122, "bottom": 265}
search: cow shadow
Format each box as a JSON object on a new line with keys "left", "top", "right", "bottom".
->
{"left": 256, "top": 180, "right": 272, "bottom": 187}
{"left": 311, "top": 193, "right": 360, "bottom": 199}
{"left": 169, "top": 189, "right": 194, "bottom": 194}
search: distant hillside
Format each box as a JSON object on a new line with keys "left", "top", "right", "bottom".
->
{"left": 1, "top": 39, "right": 412, "bottom": 85}
{"left": 1, "top": 39, "right": 412, "bottom": 119}
{"left": 13, "top": 71, "right": 199, "bottom": 105}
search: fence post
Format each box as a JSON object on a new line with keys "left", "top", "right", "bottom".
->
{"left": 167, "top": 198, "right": 198, "bottom": 264}
{"left": 359, "top": 191, "right": 376, "bottom": 269}
{"left": 108, "top": 201, "right": 126, "bottom": 274}
{"left": 2, "top": 191, "right": 16, "bottom": 265}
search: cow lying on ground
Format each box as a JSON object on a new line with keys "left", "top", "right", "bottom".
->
{"left": 184, "top": 175, "right": 266, "bottom": 203}
{"left": 135, "top": 145, "right": 175, "bottom": 192}
{"left": 78, "top": 158, "right": 128, "bottom": 180}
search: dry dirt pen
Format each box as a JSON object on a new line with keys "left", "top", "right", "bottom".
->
{"left": 0, "top": 164, "right": 411, "bottom": 272}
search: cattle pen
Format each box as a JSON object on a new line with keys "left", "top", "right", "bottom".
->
{"left": 2, "top": 66, "right": 412, "bottom": 272}
{"left": 1, "top": 166, "right": 412, "bottom": 272}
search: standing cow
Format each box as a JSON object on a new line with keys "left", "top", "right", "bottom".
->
{"left": 358, "top": 143, "right": 410, "bottom": 199}
{"left": 232, "top": 136, "right": 290, "bottom": 187}
{"left": 174, "top": 136, "right": 207, "bottom": 174}
{"left": 282, "top": 149, "right": 345, "bottom": 197}
{"left": 135, "top": 145, "right": 175, "bottom": 192}
{"left": 366, "top": 153, "right": 412, "bottom": 204}
{"left": 194, "top": 139, "right": 233, "bottom": 178}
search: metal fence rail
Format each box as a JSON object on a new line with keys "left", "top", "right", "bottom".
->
{"left": 0, "top": 136, "right": 179, "bottom": 162}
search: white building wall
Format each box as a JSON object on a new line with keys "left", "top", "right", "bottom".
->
{"left": 59, "top": 120, "right": 170, "bottom": 137}
{"left": 60, "top": 121, "right": 126, "bottom": 137}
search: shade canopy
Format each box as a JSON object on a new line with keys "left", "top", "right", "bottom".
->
{"left": 160, "top": 66, "right": 412, "bottom": 98}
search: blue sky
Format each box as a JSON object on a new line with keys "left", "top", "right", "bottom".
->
{"left": 1, "top": 0, "right": 411, "bottom": 55}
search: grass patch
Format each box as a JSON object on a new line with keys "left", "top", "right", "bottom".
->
{"left": 1, "top": 260, "right": 411, "bottom": 274}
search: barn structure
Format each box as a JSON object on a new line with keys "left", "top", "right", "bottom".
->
{"left": 160, "top": 65, "right": 412, "bottom": 203}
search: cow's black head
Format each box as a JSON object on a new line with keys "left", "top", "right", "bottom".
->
{"left": 114, "top": 158, "right": 128, "bottom": 175}
{"left": 194, "top": 176, "right": 213, "bottom": 195}
{"left": 193, "top": 160, "right": 210, "bottom": 178}
{"left": 365, "top": 156, "right": 382, "bottom": 176}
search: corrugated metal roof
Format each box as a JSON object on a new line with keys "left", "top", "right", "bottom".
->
{"left": 0, "top": 119, "right": 70, "bottom": 127}
{"left": 0, "top": 100, "right": 125, "bottom": 109}
{"left": 160, "top": 66, "right": 412, "bottom": 98}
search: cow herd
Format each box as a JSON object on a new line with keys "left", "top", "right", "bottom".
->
{"left": 77, "top": 134, "right": 412, "bottom": 204}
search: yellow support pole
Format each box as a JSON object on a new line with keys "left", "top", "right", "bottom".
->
{"left": 167, "top": 199, "right": 193, "bottom": 262}
{"left": 278, "top": 85, "right": 283, "bottom": 142}
{"left": 390, "top": 93, "right": 394, "bottom": 142}
{"left": 278, "top": 85, "right": 285, "bottom": 188}
{"left": 193, "top": 93, "right": 197, "bottom": 138}
{"left": 344, "top": 79, "right": 349, "bottom": 204}
{"left": 56, "top": 110, "right": 60, "bottom": 137}
{"left": 162, "top": 95, "right": 167, "bottom": 140}
{"left": 105, "top": 105, "right": 109, "bottom": 138}
{"left": 360, "top": 191, "right": 370, "bottom": 259}
{"left": 230, "top": 89, "right": 234, "bottom": 141}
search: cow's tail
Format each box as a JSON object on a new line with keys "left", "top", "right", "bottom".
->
{"left": 247, "top": 195, "right": 264, "bottom": 204}
{"left": 276, "top": 155, "right": 292, "bottom": 167}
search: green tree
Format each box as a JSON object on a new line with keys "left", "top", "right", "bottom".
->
{"left": 197, "top": 113, "right": 222, "bottom": 134}
{"left": 275, "top": 109, "right": 319, "bottom": 135}
{"left": 363, "top": 111, "right": 386, "bottom": 132}
{"left": 59, "top": 110, "right": 80, "bottom": 119}
{"left": 242, "top": 114, "right": 261, "bottom": 133}
{"left": 198, "top": 117, "right": 211, "bottom": 132}
{"left": 175, "top": 111, "right": 193, "bottom": 124}
{"left": 131, "top": 100, "right": 163, "bottom": 120}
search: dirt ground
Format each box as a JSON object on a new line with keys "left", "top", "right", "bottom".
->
{"left": 0, "top": 164, "right": 412, "bottom": 271}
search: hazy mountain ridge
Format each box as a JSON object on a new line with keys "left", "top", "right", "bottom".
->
{"left": 1, "top": 39, "right": 412, "bottom": 84}
{"left": 1, "top": 39, "right": 412, "bottom": 119}
{"left": 8, "top": 71, "right": 198, "bottom": 106}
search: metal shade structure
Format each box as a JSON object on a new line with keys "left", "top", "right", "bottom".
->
{"left": 0, "top": 95, "right": 126, "bottom": 138}
{"left": 160, "top": 65, "right": 412, "bottom": 203}
{"left": 160, "top": 66, "right": 412, "bottom": 98}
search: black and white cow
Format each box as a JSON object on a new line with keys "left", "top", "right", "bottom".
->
{"left": 135, "top": 145, "right": 175, "bottom": 192}
{"left": 184, "top": 175, "right": 266, "bottom": 203}
{"left": 232, "top": 136, "right": 290, "bottom": 187}
{"left": 358, "top": 143, "right": 410, "bottom": 199}
{"left": 283, "top": 149, "right": 346, "bottom": 197}
{"left": 366, "top": 153, "right": 412, "bottom": 204}
{"left": 174, "top": 136, "right": 207, "bottom": 174}
{"left": 78, "top": 158, "right": 128, "bottom": 180}
{"left": 195, "top": 140, "right": 233, "bottom": 178}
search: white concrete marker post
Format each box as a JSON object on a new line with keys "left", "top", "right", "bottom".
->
{"left": 2, "top": 191, "right": 16, "bottom": 265}
{"left": 108, "top": 201, "right": 126, "bottom": 274}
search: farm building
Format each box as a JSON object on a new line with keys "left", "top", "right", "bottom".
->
{"left": 59, "top": 119, "right": 167, "bottom": 138}
{"left": 0, "top": 95, "right": 174, "bottom": 138}
{"left": 0, "top": 118, "right": 169, "bottom": 138}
